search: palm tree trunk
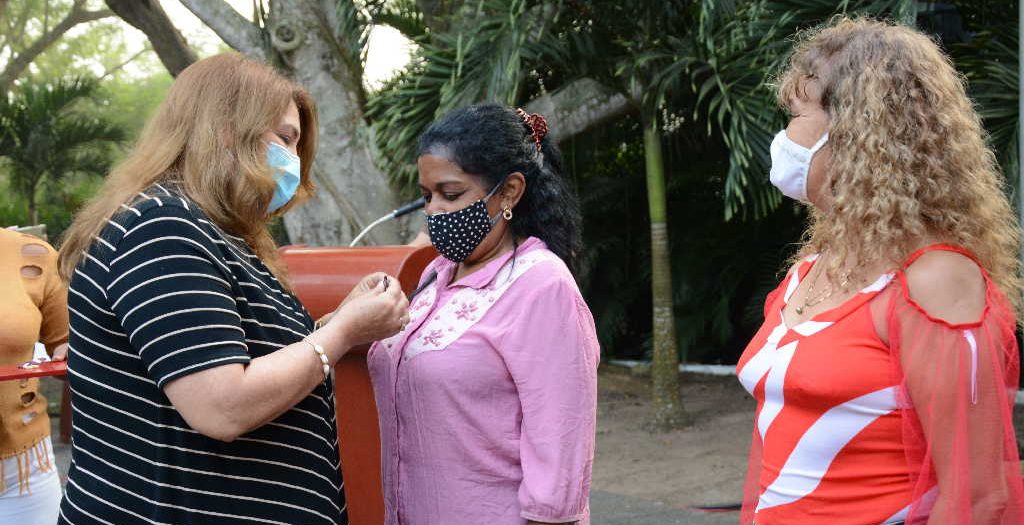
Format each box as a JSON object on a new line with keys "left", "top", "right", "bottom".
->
{"left": 644, "top": 118, "right": 685, "bottom": 429}
{"left": 28, "top": 186, "right": 38, "bottom": 225}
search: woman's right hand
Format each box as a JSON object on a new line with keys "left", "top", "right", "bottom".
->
{"left": 324, "top": 275, "right": 409, "bottom": 351}
{"left": 314, "top": 272, "right": 391, "bottom": 328}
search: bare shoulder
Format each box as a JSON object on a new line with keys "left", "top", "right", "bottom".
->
{"left": 904, "top": 249, "right": 987, "bottom": 325}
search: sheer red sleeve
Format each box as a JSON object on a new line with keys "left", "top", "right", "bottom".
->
{"left": 887, "top": 248, "right": 1024, "bottom": 524}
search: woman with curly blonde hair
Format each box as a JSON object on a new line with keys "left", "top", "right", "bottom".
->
{"left": 736, "top": 17, "right": 1024, "bottom": 525}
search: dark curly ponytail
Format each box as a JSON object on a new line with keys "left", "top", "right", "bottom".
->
{"left": 417, "top": 104, "right": 582, "bottom": 272}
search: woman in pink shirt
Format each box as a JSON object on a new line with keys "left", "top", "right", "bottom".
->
{"left": 368, "top": 104, "right": 599, "bottom": 525}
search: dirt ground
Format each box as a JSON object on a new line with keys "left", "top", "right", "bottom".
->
{"left": 46, "top": 366, "right": 1024, "bottom": 521}
{"left": 593, "top": 365, "right": 1024, "bottom": 512}
{"left": 593, "top": 368, "right": 754, "bottom": 510}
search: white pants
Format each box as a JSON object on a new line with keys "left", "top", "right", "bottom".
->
{"left": 0, "top": 436, "right": 62, "bottom": 525}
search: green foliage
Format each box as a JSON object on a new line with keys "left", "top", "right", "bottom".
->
{"left": 0, "top": 0, "right": 1006, "bottom": 370}
{"left": 938, "top": 1, "right": 1019, "bottom": 194}
{"left": 331, "top": 0, "right": 379, "bottom": 105}
{"left": 1, "top": 0, "right": 151, "bottom": 85}
{"left": 367, "top": 0, "right": 426, "bottom": 40}
{"left": 645, "top": 0, "right": 918, "bottom": 221}
{"left": 570, "top": 119, "right": 804, "bottom": 362}
{"left": 0, "top": 76, "right": 125, "bottom": 225}
{"left": 0, "top": 0, "right": 75, "bottom": 57}
{"left": 0, "top": 0, "right": 170, "bottom": 239}
{"left": 959, "top": 32, "right": 1018, "bottom": 188}
{"left": 96, "top": 72, "right": 173, "bottom": 136}
{"left": 365, "top": 0, "right": 1021, "bottom": 365}
{"left": 0, "top": 171, "right": 103, "bottom": 238}
{"left": 366, "top": 0, "right": 566, "bottom": 194}
{"left": 570, "top": 131, "right": 651, "bottom": 355}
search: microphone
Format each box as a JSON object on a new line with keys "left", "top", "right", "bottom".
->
{"left": 348, "top": 197, "right": 426, "bottom": 247}
{"left": 392, "top": 197, "right": 426, "bottom": 218}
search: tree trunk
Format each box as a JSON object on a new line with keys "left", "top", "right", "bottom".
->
{"left": 178, "top": 0, "right": 266, "bottom": 60}
{"left": 27, "top": 183, "right": 38, "bottom": 225}
{"left": 525, "top": 78, "right": 631, "bottom": 143}
{"left": 177, "top": 0, "right": 406, "bottom": 246}
{"left": 105, "top": 0, "right": 197, "bottom": 77}
{"left": 644, "top": 118, "right": 685, "bottom": 430}
{"left": 266, "top": 0, "right": 405, "bottom": 245}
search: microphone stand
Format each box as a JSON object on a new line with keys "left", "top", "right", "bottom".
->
{"left": 348, "top": 197, "right": 426, "bottom": 247}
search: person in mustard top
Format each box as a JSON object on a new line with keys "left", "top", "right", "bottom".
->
{"left": 0, "top": 227, "right": 69, "bottom": 525}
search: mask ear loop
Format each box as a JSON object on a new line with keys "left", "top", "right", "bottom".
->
{"left": 801, "top": 132, "right": 830, "bottom": 201}
{"left": 484, "top": 177, "right": 508, "bottom": 200}
{"left": 808, "top": 132, "right": 829, "bottom": 154}
{"left": 485, "top": 176, "right": 518, "bottom": 279}
{"left": 484, "top": 176, "right": 510, "bottom": 226}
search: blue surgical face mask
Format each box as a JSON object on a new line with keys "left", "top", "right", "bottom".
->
{"left": 266, "top": 141, "right": 301, "bottom": 213}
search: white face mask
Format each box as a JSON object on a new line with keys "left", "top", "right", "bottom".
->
{"left": 769, "top": 129, "right": 829, "bottom": 201}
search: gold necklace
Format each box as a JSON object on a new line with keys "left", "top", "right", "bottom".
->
{"left": 794, "top": 259, "right": 851, "bottom": 316}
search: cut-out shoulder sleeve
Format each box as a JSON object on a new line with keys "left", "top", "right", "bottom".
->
{"left": 904, "top": 250, "right": 988, "bottom": 326}
{"left": 885, "top": 248, "right": 1024, "bottom": 524}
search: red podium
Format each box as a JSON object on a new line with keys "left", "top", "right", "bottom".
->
{"left": 279, "top": 244, "right": 436, "bottom": 525}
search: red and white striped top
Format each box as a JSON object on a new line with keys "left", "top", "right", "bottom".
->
{"left": 738, "top": 255, "right": 913, "bottom": 524}
{"left": 737, "top": 244, "right": 1024, "bottom": 525}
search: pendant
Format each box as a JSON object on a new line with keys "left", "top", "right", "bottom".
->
{"left": 795, "top": 306, "right": 804, "bottom": 315}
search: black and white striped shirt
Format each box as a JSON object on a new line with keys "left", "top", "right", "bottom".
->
{"left": 59, "top": 184, "right": 347, "bottom": 525}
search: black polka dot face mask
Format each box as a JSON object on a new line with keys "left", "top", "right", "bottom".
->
{"left": 425, "top": 182, "right": 504, "bottom": 263}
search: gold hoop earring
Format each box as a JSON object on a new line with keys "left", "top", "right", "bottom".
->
{"left": 502, "top": 206, "right": 513, "bottom": 221}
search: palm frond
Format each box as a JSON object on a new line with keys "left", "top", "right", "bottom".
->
{"left": 649, "top": 0, "right": 918, "bottom": 220}
{"left": 332, "top": 0, "right": 375, "bottom": 93}
{"left": 956, "top": 30, "right": 1018, "bottom": 188}
{"left": 0, "top": 77, "right": 101, "bottom": 153}
{"left": 0, "top": 76, "right": 125, "bottom": 207}
{"left": 51, "top": 117, "right": 125, "bottom": 155}
{"left": 366, "top": 0, "right": 566, "bottom": 193}
{"left": 369, "top": 0, "right": 426, "bottom": 40}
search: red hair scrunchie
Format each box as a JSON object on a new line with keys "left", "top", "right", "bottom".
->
{"left": 516, "top": 108, "right": 549, "bottom": 152}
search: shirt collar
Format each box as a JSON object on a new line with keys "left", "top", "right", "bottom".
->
{"left": 434, "top": 236, "right": 545, "bottom": 291}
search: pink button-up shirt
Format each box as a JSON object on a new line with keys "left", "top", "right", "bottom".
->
{"left": 368, "top": 237, "right": 599, "bottom": 525}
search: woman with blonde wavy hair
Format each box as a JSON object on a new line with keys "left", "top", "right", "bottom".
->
{"left": 56, "top": 53, "right": 408, "bottom": 524}
{"left": 736, "top": 18, "right": 1024, "bottom": 525}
